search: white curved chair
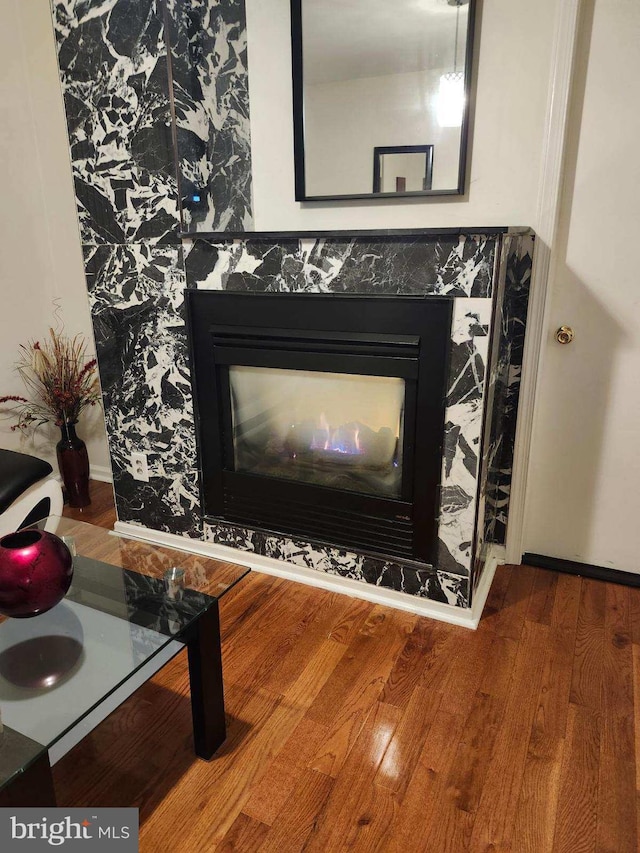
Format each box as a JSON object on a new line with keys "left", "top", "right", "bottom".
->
{"left": 0, "top": 450, "right": 64, "bottom": 537}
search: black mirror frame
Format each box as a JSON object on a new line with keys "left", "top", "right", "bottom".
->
{"left": 290, "top": 0, "right": 477, "bottom": 202}
{"left": 373, "top": 145, "right": 434, "bottom": 194}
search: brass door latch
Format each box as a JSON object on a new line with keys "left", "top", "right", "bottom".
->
{"left": 555, "top": 325, "right": 574, "bottom": 344}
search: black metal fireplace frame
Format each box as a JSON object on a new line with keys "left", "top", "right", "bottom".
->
{"left": 187, "top": 291, "right": 453, "bottom": 565}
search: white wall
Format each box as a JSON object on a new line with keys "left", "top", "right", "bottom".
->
{"left": 524, "top": 0, "right": 640, "bottom": 571}
{"left": 304, "top": 68, "right": 461, "bottom": 196}
{"left": 245, "top": 0, "right": 558, "bottom": 230}
{"left": 0, "top": 0, "right": 110, "bottom": 474}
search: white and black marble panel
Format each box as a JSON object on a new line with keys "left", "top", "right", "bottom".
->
{"left": 83, "top": 243, "right": 201, "bottom": 535}
{"left": 53, "top": 0, "right": 179, "bottom": 244}
{"left": 437, "top": 298, "right": 492, "bottom": 581}
{"left": 481, "top": 234, "right": 533, "bottom": 550}
{"left": 203, "top": 521, "right": 469, "bottom": 607}
{"left": 166, "top": 0, "right": 253, "bottom": 232}
{"left": 184, "top": 233, "right": 497, "bottom": 296}
{"left": 471, "top": 233, "right": 533, "bottom": 597}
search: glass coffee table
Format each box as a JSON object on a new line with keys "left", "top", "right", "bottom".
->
{"left": 0, "top": 516, "right": 250, "bottom": 806}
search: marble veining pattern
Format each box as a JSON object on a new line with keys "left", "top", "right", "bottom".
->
{"left": 53, "top": 0, "right": 179, "bottom": 244}
{"left": 203, "top": 521, "right": 469, "bottom": 608}
{"left": 184, "top": 233, "right": 496, "bottom": 296}
{"left": 480, "top": 234, "right": 533, "bottom": 552}
{"left": 83, "top": 243, "right": 201, "bottom": 536}
{"left": 166, "top": 0, "right": 253, "bottom": 232}
{"left": 438, "top": 298, "right": 491, "bottom": 581}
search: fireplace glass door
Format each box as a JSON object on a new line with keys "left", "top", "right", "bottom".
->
{"left": 229, "top": 366, "right": 405, "bottom": 498}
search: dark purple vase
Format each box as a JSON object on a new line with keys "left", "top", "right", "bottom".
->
{"left": 0, "top": 529, "right": 73, "bottom": 618}
{"left": 56, "top": 422, "right": 90, "bottom": 508}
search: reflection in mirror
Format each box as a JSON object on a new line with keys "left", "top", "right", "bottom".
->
{"left": 291, "top": 0, "right": 476, "bottom": 201}
{"left": 373, "top": 146, "right": 434, "bottom": 194}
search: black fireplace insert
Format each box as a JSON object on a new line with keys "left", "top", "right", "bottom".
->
{"left": 187, "top": 292, "right": 452, "bottom": 565}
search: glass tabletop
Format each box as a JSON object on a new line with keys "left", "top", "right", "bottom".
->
{"left": 0, "top": 516, "right": 250, "bottom": 791}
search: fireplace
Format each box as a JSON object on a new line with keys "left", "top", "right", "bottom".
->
{"left": 187, "top": 292, "right": 453, "bottom": 565}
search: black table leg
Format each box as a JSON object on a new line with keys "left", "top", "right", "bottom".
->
{"left": 186, "top": 601, "right": 226, "bottom": 759}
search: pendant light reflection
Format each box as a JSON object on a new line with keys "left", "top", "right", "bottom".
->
{"left": 437, "top": 0, "right": 466, "bottom": 128}
{"left": 437, "top": 71, "right": 465, "bottom": 128}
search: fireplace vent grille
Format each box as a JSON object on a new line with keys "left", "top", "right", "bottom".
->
{"left": 221, "top": 487, "right": 415, "bottom": 559}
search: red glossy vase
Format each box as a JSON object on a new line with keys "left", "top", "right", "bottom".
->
{"left": 0, "top": 529, "right": 73, "bottom": 618}
{"left": 56, "top": 422, "right": 90, "bottom": 508}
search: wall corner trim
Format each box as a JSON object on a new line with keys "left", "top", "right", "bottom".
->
{"left": 504, "top": 0, "right": 582, "bottom": 565}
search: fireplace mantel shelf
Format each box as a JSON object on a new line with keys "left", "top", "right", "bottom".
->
{"left": 181, "top": 226, "right": 513, "bottom": 241}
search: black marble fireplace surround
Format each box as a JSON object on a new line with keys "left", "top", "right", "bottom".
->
{"left": 51, "top": 0, "right": 534, "bottom": 616}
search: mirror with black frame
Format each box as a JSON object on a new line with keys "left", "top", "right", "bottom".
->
{"left": 291, "top": 0, "right": 476, "bottom": 202}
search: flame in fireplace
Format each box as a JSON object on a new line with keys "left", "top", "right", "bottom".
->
{"left": 310, "top": 413, "right": 363, "bottom": 455}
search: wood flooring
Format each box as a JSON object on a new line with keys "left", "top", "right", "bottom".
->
{"left": 54, "top": 481, "right": 639, "bottom": 851}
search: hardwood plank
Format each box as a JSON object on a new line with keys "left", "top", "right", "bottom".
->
{"left": 596, "top": 583, "right": 637, "bottom": 852}
{"left": 446, "top": 634, "right": 519, "bottom": 816}
{"left": 284, "top": 638, "right": 348, "bottom": 711}
{"left": 551, "top": 571, "right": 582, "bottom": 630}
{"left": 481, "top": 562, "right": 513, "bottom": 619}
{"left": 597, "top": 750, "right": 637, "bottom": 853}
{"left": 530, "top": 624, "right": 577, "bottom": 748}
{"left": 512, "top": 733, "right": 565, "bottom": 853}
{"left": 303, "top": 702, "right": 402, "bottom": 852}
{"left": 217, "top": 813, "right": 270, "bottom": 852}
{"left": 257, "top": 770, "right": 334, "bottom": 853}
{"left": 412, "top": 621, "right": 463, "bottom": 692}
{"left": 600, "top": 583, "right": 634, "bottom": 753}
{"left": 633, "top": 644, "right": 640, "bottom": 799}
{"left": 309, "top": 778, "right": 398, "bottom": 853}
{"left": 570, "top": 578, "right": 605, "bottom": 710}
{"left": 326, "top": 597, "right": 373, "bottom": 645}
{"left": 242, "top": 759, "right": 306, "bottom": 826}
{"left": 222, "top": 582, "right": 316, "bottom": 685}
{"left": 242, "top": 716, "right": 333, "bottom": 826}
{"left": 305, "top": 606, "right": 415, "bottom": 727}
{"left": 525, "top": 567, "right": 558, "bottom": 625}
{"left": 219, "top": 573, "right": 281, "bottom": 642}
{"left": 490, "top": 563, "right": 538, "bottom": 641}
{"left": 374, "top": 675, "right": 443, "bottom": 796}
{"left": 261, "top": 592, "right": 353, "bottom": 696}
{"left": 629, "top": 585, "right": 640, "bottom": 647}
{"left": 385, "top": 709, "right": 469, "bottom": 853}
{"left": 380, "top": 619, "right": 439, "bottom": 709}
{"left": 234, "top": 588, "right": 354, "bottom": 697}
{"left": 309, "top": 694, "right": 401, "bottom": 780}
{"left": 271, "top": 717, "right": 330, "bottom": 771}
{"left": 469, "top": 620, "right": 551, "bottom": 851}
{"left": 552, "top": 703, "right": 601, "bottom": 853}
{"left": 437, "top": 623, "right": 495, "bottom": 718}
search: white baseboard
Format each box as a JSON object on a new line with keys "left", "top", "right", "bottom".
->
{"left": 113, "top": 520, "right": 502, "bottom": 630}
{"left": 90, "top": 464, "right": 113, "bottom": 483}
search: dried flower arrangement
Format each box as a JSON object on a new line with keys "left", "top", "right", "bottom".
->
{"left": 0, "top": 328, "right": 101, "bottom": 432}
